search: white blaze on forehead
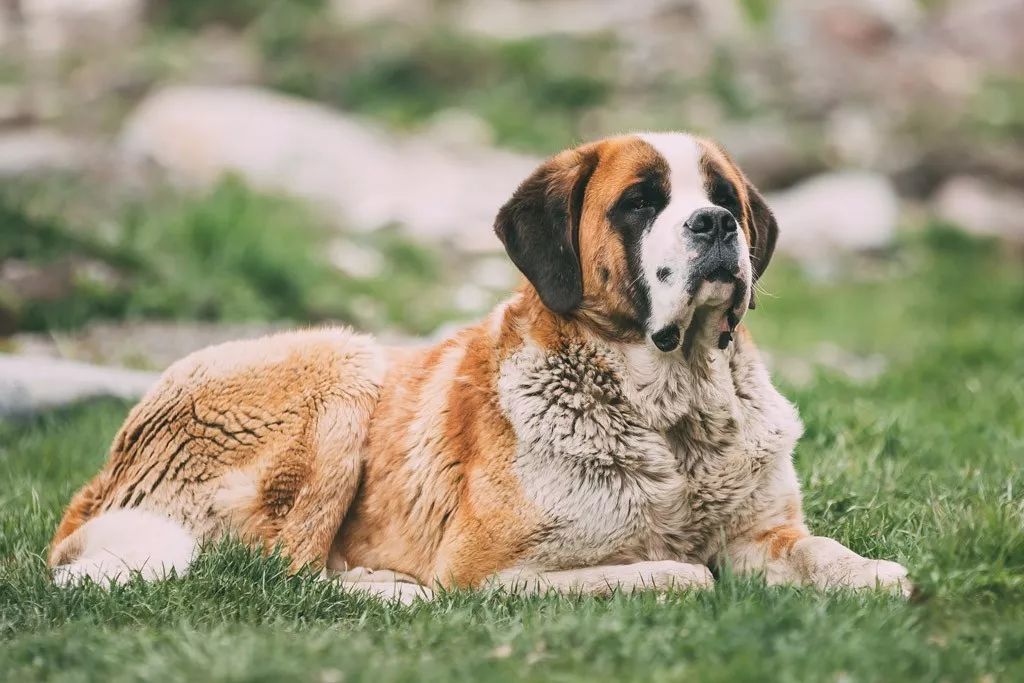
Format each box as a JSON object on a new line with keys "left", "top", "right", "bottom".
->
{"left": 636, "top": 132, "right": 713, "bottom": 332}
{"left": 638, "top": 132, "right": 707, "bottom": 212}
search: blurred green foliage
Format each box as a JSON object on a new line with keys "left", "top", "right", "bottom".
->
{"left": 148, "top": 0, "right": 326, "bottom": 31}
{"left": 146, "top": 1, "right": 614, "bottom": 152}
{"left": 737, "top": 0, "right": 775, "bottom": 27}
{"left": 970, "top": 75, "right": 1024, "bottom": 141}
{"left": 257, "top": 10, "right": 613, "bottom": 153}
{"left": 1, "top": 177, "right": 464, "bottom": 335}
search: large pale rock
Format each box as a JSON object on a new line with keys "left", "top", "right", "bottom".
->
{"left": 0, "top": 129, "right": 88, "bottom": 176}
{"left": 768, "top": 172, "right": 899, "bottom": 263}
{"left": 934, "top": 176, "right": 1024, "bottom": 244}
{"left": 120, "top": 86, "right": 538, "bottom": 252}
{"left": 0, "top": 354, "right": 157, "bottom": 417}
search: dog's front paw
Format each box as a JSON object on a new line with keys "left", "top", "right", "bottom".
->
{"left": 859, "top": 558, "right": 913, "bottom": 597}
{"left": 793, "top": 537, "right": 913, "bottom": 597}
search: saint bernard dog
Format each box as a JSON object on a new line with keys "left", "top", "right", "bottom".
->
{"left": 49, "top": 132, "right": 911, "bottom": 602}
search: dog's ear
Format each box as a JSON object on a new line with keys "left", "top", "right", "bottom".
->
{"left": 743, "top": 179, "right": 778, "bottom": 309}
{"left": 494, "top": 148, "right": 597, "bottom": 315}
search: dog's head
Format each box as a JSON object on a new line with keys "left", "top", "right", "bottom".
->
{"left": 495, "top": 132, "right": 778, "bottom": 353}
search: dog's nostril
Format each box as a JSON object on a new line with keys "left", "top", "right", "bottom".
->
{"left": 687, "top": 214, "right": 713, "bottom": 233}
{"left": 721, "top": 213, "right": 737, "bottom": 232}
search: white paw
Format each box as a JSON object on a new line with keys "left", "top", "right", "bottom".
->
{"left": 793, "top": 537, "right": 913, "bottom": 597}
{"left": 818, "top": 556, "right": 912, "bottom": 597}
{"left": 862, "top": 559, "right": 913, "bottom": 597}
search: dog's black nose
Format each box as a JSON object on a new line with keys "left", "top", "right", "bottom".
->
{"left": 685, "top": 207, "right": 737, "bottom": 241}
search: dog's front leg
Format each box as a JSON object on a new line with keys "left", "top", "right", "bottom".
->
{"left": 490, "top": 560, "right": 714, "bottom": 596}
{"left": 722, "top": 520, "right": 912, "bottom": 596}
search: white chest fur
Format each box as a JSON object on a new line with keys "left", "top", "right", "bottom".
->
{"left": 497, "top": 336, "right": 802, "bottom": 569}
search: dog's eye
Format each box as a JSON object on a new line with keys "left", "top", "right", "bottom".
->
{"left": 620, "top": 191, "right": 654, "bottom": 214}
{"left": 624, "top": 197, "right": 648, "bottom": 212}
{"left": 609, "top": 182, "right": 663, "bottom": 224}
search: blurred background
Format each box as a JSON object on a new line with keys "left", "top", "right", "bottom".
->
{"left": 1, "top": 0, "right": 1022, "bottom": 414}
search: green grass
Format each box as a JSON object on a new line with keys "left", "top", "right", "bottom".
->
{"left": 2, "top": 232, "right": 1023, "bottom": 681}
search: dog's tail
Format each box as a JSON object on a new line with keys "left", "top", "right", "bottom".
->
{"left": 50, "top": 508, "right": 198, "bottom": 586}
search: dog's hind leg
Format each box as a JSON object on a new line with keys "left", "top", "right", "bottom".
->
{"left": 219, "top": 394, "right": 374, "bottom": 572}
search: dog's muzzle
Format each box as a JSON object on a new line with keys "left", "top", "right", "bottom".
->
{"left": 685, "top": 206, "right": 741, "bottom": 288}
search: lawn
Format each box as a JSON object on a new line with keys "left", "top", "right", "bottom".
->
{"left": 1, "top": 231, "right": 1022, "bottom": 682}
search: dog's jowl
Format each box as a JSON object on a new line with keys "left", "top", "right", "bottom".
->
{"left": 50, "top": 132, "right": 910, "bottom": 600}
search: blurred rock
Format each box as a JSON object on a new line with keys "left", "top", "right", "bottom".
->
{"left": 10, "top": 321, "right": 287, "bottom": 371}
{"left": 936, "top": 0, "right": 1024, "bottom": 70}
{"left": 0, "top": 2, "right": 15, "bottom": 51}
{"left": 468, "top": 256, "right": 519, "bottom": 292}
{"left": 327, "top": 239, "right": 386, "bottom": 279}
{"left": 22, "top": 0, "right": 144, "bottom": 56}
{"left": 0, "top": 259, "right": 76, "bottom": 303}
{"left": 768, "top": 172, "right": 899, "bottom": 263}
{"left": 935, "top": 176, "right": 1024, "bottom": 244}
{"left": 424, "top": 109, "right": 496, "bottom": 150}
{"left": 717, "top": 122, "right": 824, "bottom": 190}
{"left": 825, "top": 107, "right": 887, "bottom": 170}
{"left": 0, "top": 129, "right": 88, "bottom": 176}
{"left": 765, "top": 344, "right": 888, "bottom": 388}
{"left": 0, "top": 353, "right": 157, "bottom": 417}
{"left": 334, "top": 0, "right": 682, "bottom": 39}
{"left": 331, "top": 0, "right": 435, "bottom": 27}
{"left": 120, "top": 86, "right": 538, "bottom": 252}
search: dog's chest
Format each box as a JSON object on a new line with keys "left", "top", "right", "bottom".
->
{"left": 498, "top": 341, "right": 797, "bottom": 568}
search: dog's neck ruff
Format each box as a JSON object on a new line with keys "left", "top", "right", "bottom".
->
{"left": 500, "top": 290, "right": 747, "bottom": 432}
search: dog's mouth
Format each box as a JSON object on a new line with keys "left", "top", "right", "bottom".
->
{"left": 650, "top": 274, "right": 748, "bottom": 354}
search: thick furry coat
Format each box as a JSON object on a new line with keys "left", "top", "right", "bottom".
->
{"left": 50, "top": 133, "right": 909, "bottom": 599}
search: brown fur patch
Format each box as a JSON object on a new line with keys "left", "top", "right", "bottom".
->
{"left": 755, "top": 525, "right": 809, "bottom": 560}
{"left": 576, "top": 137, "right": 665, "bottom": 341}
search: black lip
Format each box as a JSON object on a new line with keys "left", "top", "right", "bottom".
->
{"left": 650, "top": 324, "right": 681, "bottom": 352}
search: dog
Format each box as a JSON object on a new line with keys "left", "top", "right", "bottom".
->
{"left": 49, "top": 132, "right": 910, "bottom": 601}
